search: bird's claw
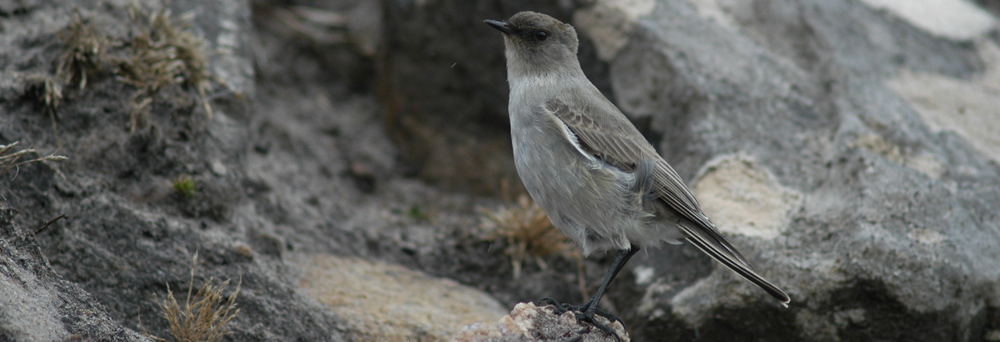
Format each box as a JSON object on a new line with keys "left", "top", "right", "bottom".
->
{"left": 537, "top": 298, "right": 626, "bottom": 341}
{"left": 575, "top": 311, "right": 622, "bottom": 342}
{"left": 538, "top": 297, "right": 579, "bottom": 314}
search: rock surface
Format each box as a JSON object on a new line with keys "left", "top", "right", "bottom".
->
{"left": 0, "top": 1, "right": 352, "bottom": 340}
{"left": 297, "top": 254, "right": 508, "bottom": 342}
{"left": 451, "top": 302, "right": 628, "bottom": 342}
{"left": 599, "top": 1, "right": 1000, "bottom": 341}
{"left": 0, "top": 209, "right": 151, "bottom": 342}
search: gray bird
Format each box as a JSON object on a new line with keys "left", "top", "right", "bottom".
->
{"left": 485, "top": 11, "right": 790, "bottom": 337}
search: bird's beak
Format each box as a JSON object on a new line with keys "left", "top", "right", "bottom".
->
{"left": 484, "top": 19, "right": 513, "bottom": 35}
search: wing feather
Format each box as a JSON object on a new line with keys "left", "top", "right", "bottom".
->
{"left": 544, "top": 94, "right": 790, "bottom": 304}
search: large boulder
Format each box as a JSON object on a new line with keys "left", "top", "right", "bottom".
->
{"left": 601, "top": 1, "right": 999, "bottom": 341}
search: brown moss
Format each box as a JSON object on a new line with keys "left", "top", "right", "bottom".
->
{"left": 479, "top": 180, "right": 576, "bottom": 280}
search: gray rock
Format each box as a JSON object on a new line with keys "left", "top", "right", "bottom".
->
{"left": 591, "top": 0, "right": 1000, "bottom": 341}
{"left": 0, "top": 1, "right": 352, "bottom": 340}
{"left": 1, "top": 209, "right": 151, "bottom": 342}
{"left": 297, "top": 254, "right": 508, "bottom": 341}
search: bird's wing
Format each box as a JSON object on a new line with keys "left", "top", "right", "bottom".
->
{"left": 545, "top": 95, "right": 791, "bottom": 305}
{"left": 543, "top": 96, "right": 706, "bottom": 226}
{"left": 543, "top": 97, "right": 646, "bottom": 173}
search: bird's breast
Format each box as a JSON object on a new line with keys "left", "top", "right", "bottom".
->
{"left": 508, "top": 104, "right": 637, "bottom": 248}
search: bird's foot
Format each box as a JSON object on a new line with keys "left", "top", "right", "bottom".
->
{"left": 537, "top": 298, "right": 626, "bottom": 341}
{"left": 538, "top": 297, "right": 578, "bottom": 314}
{"left": 575, "top": 310, "right": 623, "bottom": 342}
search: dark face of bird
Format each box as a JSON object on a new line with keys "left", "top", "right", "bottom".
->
{"left": 485, "top": 11, "right": 581, "bottom": 77}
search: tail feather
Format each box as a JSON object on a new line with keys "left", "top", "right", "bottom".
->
{"left": 678, "top": 224, "right": 791, "bottom": 306}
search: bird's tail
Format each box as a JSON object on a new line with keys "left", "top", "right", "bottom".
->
{"left": 678, "top": 223, "right": 791, "bottom": 306}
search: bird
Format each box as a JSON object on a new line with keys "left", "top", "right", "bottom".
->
{"left": 484, "top": 11, "right": 790, "bottom": 338}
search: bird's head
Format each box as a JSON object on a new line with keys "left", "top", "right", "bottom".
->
{"left": 485, "top": 11, "right": 581, "bottom": 77}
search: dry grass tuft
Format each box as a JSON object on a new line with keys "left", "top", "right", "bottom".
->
{"left": 49, "top": 3, "right": 215, "bottom": 133}
{"left": 119, "top": 2, "right": 213, "bottom": 131}
{"left": 155, "top": 253, "right": 241, "bottom": 342}
{"left": 0, "top": 141, "right": 67, "bottom": 178}
{"left": 479, "top": 181, "right": 576, "bottom": 280}
{"left": 24, "top": 74, "right": 64, "bottom": 111}
{"left": 57, "top": 10, "right": 114, "bottom": 91}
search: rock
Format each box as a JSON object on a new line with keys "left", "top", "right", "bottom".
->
{"left": 887, "top": 42, "right": 1000, "bottom": 164}
{"left": 691, "top": 154, "right": 802, "bottom": 240}
{"left": 858, "top": 0, "right": 997, "bottom": 40}
{"left": 252, "top": 0, "right": 378, "bottom": 89}
{"left": 593, "top": 0, "right": 1000, "bottom": 341}
{"left": 1, "top": 1, "right": 352, "bottom": 340}
{"left": 297, "top": 254, "right": 508, "bottom": 341}
{"left": 0, "top": 209, "right": 151, "bottom": 342}
{"left": 452, "top": 302, "right": 629, "bottom": 342}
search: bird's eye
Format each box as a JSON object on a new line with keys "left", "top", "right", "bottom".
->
{"left": 535, "top": 30, "right": 548, "bottom": 41}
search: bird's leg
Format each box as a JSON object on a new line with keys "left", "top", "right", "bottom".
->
{"left": 579, "top": 246, "right": 639, "bottom": 313}
{"left": 574, "top": 246, "right": 639, "bottom": 340}
{"left": 537, "top": 246, "right": 639, "bottom": 340}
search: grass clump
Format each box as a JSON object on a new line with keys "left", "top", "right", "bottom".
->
{"left": 154, "top": 253, "right": 241, "bottom": 342}
{"left": 171, "top": 175, "right": 196, "bottom": 198}
{"left": 119, "top": 2, "right": 213, "bottom": 130}
{"left": 51, "top": 3, "right": 214, "bottom": 133}
{"left": 24, "top": 74, "right": 64, "bottom": 112}
{"left": 479, "top": 181, "right": 575, "bottom": 280}
{"left": 56, "top": 10, "right": 114, "bottom": 91}
{"left": 0, "top": 141, "right": 67, "bottom": 178}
